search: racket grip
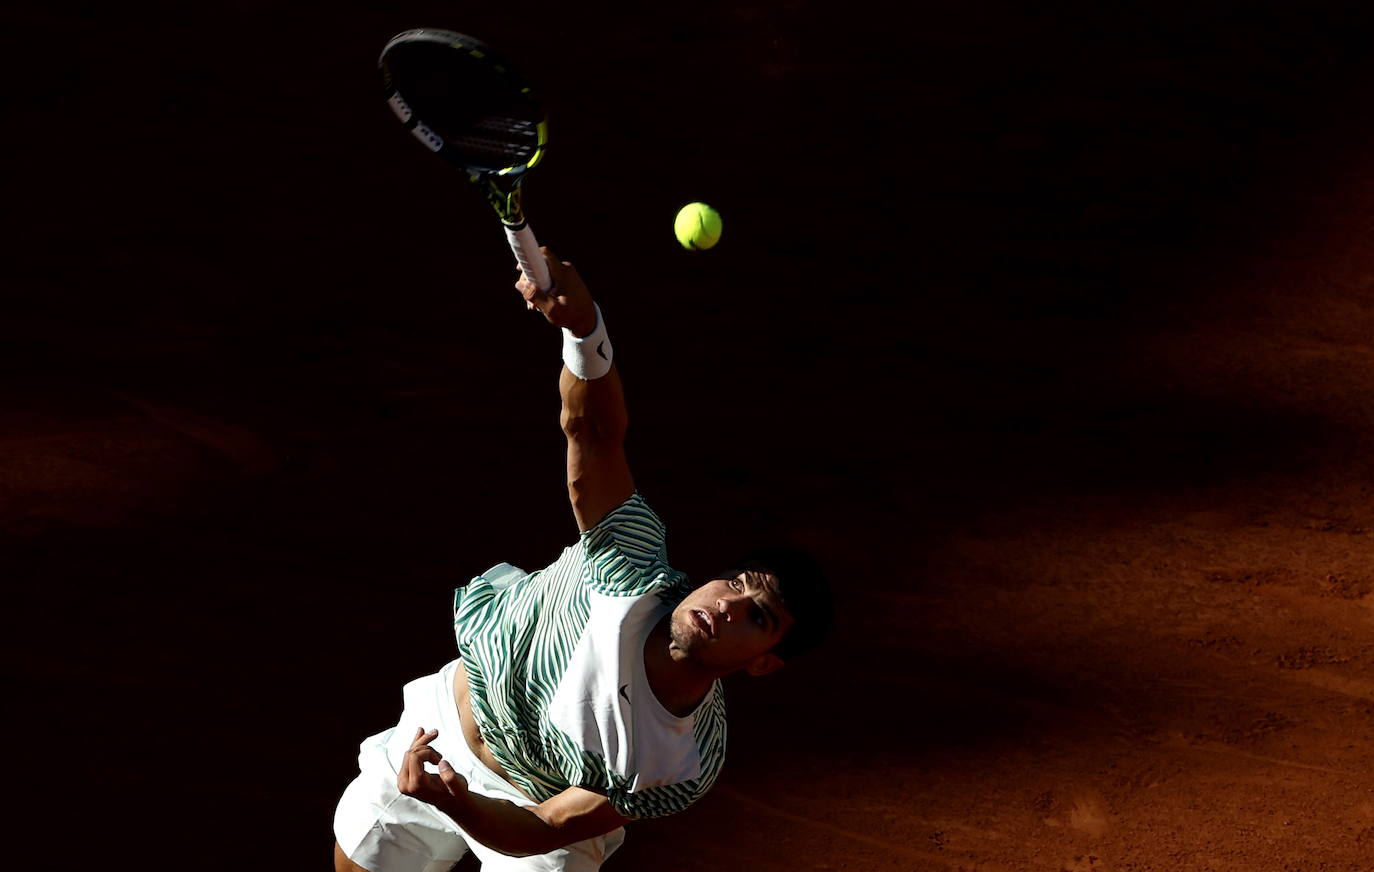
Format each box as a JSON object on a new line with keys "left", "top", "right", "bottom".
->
{"left": 505, "top": 223, "right": 552, "bottom": 292}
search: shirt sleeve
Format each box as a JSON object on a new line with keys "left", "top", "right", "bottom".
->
{"left": 608, "top": 771, "right": 721, "bottom": 820}
{"left": 579, "top": 492, "right": 670, "bottom": 596}
{"left": 608, "top": 699, "right": 727, "bottom": 819}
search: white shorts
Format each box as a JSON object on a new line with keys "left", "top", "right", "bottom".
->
{"left": 334, "top": 659, "right": 626, "bottom": 872}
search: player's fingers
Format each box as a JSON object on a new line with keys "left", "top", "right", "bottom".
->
{"left": 515, "top": 276, "right": 557, "bottom": 311}
{"left": 410, "top": 745, "right": 442, "bottom": 766}
{"left": 517, "top": 285, "right": 546, "bottom": 312}
{"left": 539, "top": 247, "right": 566, "bottom": 282}
{"left": 537, "top": 248, "right": 572, "bottom": 272}
{"left": 398, "top": 745, "right": 424, "bottom": 791}
{"left": 398, "top": 732, "right": 442, "bottom": 788}
{"left": 539, "top": 251, "right": 584, "bottom": 301}
{"left": 403, "top": 734, "right": 437, "bottom": 774}
{"left": 438, "top": 760, "right": 468, "bottom": 796}
{"left": 408, "top": 727, "right": 439, "bottom": 749}
{"left": 399, "top": 769, "right": 446, "bottom": 798}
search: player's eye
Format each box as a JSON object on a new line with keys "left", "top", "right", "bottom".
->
{"left": 730, "top": 578, "right": 743, "bottom": 591}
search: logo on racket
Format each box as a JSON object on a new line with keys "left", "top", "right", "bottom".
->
{"left": 410, "top": 122, "right": 442, "bottom": 152}
{"left": 387, "top": 92, "right": 413, "bottom": 123}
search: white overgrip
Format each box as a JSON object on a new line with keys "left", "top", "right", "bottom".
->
{"left": 504, "top": 223, "right": 552, "bottom": 291}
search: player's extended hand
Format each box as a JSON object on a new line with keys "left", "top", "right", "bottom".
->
{"left": 396, "top": 727, "right": 473, "bottom": 816}
{"left": 516, "top": 248, "right": 598, "bottom": 337}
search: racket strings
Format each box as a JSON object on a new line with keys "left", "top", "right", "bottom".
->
{"left": 380, "top": 32, "right": 544, "bottom": 173}
{"left": 474, "top": 116, "right": 539, "bottom": 137}
{"left": 448, "top": 117, "right": 540, "bottom": 163}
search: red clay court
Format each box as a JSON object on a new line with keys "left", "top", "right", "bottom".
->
{"left": 8, "top": 3, "right": 1374, "bottom": 870}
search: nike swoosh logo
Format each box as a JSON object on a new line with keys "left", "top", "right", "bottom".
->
{"left": 619, "top": 683, "right": 630, "bottom": 703}
{"left": 596, "top": 340, "right": 608, "bottom": 361}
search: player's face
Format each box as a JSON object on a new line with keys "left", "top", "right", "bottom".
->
{"left": 669, "top": 569, "right": 795, "bottom": 675}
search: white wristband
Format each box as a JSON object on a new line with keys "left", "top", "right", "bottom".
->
{"left": 562, "top": 304, "right": 613, "bottom": 380}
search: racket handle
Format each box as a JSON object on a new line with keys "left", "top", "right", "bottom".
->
{"left": 505, "top": 223, "right": 552, "bottom": 292}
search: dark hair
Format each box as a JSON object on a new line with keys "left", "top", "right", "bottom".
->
{"left": 718, "top": 545, "right": 833, "bottom": 661}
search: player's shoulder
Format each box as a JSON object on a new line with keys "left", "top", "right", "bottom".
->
{"left": 584, "top": 491, "right": 665, "bottom": 534}
{"left": 581, "top": 491, "right": 667, "bottom": 556}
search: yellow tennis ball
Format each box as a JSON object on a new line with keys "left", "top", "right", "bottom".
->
{"left": 674, "top": 202, "right": 722, "bottom": 250}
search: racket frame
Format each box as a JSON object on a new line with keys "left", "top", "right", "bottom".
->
{"left": 379, "top": 28, "right": 553, "bottom": 290}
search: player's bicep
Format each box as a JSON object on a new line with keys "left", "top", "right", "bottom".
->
{"left": 566, "top": 436, "right": 635, "bottom": 531}
{"left": 561, "top": 365, "right": 634, "bottom": 531}
{"left": 531, "top": 786, "right": 631, "bottom": 848}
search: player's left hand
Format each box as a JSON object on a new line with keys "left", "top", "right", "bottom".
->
{"left": 396, "top": 727, "right": 473, "bottom": 815}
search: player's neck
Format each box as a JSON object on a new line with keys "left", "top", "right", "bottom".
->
{"left": 644, "top": 614, "right": 715, "bottom": 717}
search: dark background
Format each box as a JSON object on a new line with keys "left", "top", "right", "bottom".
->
{"left": 8, "top": 2, "right": 1374, "bottom": 870}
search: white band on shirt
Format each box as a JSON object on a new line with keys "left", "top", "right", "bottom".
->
{"left": 562, "top": 304, "right": 613, "bottom": 380}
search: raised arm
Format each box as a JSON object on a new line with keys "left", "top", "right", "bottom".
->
{"left": 516, "top": 250, "right": 635, "bottom": 531}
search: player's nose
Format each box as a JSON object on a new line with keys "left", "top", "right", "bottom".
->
{"left": 715, "top": 596, "right": 746, "bottom": 622}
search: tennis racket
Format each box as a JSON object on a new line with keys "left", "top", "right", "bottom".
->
{"left": 379, "top": 28, "right": 552, "bottom": 291}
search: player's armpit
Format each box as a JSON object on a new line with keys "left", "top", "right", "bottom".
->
{"left": 531, "top": 785, "right": 632, "bottom": 848}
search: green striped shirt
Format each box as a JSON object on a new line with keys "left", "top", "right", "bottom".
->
{"left": 452, "top": 492, "right": 727, "bottom": 820}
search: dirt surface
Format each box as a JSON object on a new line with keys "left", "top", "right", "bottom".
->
{"left": 8, "top": 2, "right": 1374, "bottom": 870}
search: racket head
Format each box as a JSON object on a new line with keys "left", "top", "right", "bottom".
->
{"left": 379, "top": 29, "right": 548, "bottom": 185}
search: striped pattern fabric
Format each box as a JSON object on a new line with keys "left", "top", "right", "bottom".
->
{"left": 452, "top": 492, "right": 727, "bottom": 819}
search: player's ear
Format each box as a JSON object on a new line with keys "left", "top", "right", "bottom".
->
{"left": 744, "top": 652, "right": 784, "bottom": 677}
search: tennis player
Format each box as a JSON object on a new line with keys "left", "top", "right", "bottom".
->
{"left": 332, "top": 249, "right": 832, "bottom": 871}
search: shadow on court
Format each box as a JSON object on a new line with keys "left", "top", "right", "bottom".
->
{"left": 8, "top": 2, "right": 1374, "bottom": 870}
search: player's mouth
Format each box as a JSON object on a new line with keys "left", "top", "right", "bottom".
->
{"left": 691, "top": 609, "right": 716, "bottom": 638}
